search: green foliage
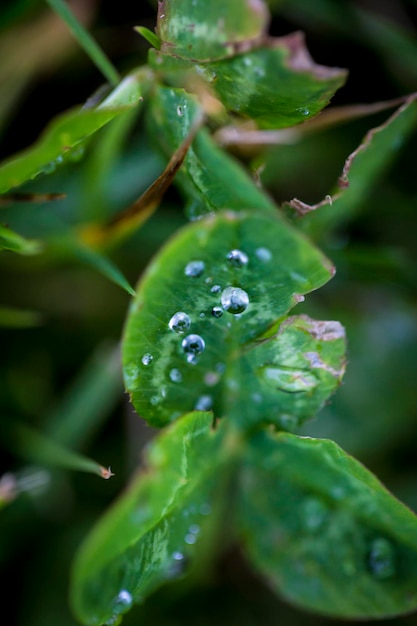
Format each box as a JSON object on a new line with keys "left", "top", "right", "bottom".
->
{"left": 1, "top": 1, "right": 417, "bottom": 626}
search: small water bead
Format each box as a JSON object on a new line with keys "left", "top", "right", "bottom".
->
{"left": 182, "top": 334, "right": 205, "bottom": 361}
{"left": 185, "top": 260, "right": 205, "bottom": 277}
{"left": 195, "top": 395, "right": 213, "bottom": 411}
{"left": 173, "top": 551, "right": 184, "bottom": 561}
{"left": 169, "top": 311, "right": 191, "bottom": 334}
{"left": 368, "top": 537, "right": 396, "bottom": 580}
{"left": 226, "top": 249, "right": 249, "bottom": 268}
{"left": 221, "top": 287, "right": 250, "bottom": 314}
{"left": 255, "top": 247, "right": 272, "bottom": 262}
{"left": 177, "top": 105, "right": 184, "bottom": 116}
{"left": 189, "top": 523, "right": 200, "bottom": 535}
{"left": 211, "top": 284, "right": 221, "bottom": 294}
{"left": 212, "top": 306, "right": 223, "bottom": 318}
{"left": 185, "top": 533, "right": 197, "bottom": 545}
{"left": 204, "top": 371, "right": 220, "bottom": 386}
{"left": 141, "top": 353, "right": 153, "bottom": 366}
{"left": 169, "top": 368, "right": 183, "bottom": 383}
{"left": 199, "top": 312, "right": 206, "bottom": 319}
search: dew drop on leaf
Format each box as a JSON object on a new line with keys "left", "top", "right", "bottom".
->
{"left": 173, "top": 551, "right": 184, "bottom": 561}
{"left": 367, "top": 537, "right": 396, "bottom": 580}
{"left": 169, "top": 311, "right": 191, "bottom": 333}
{"left": 195, "top": 394, "right": 213, "bottom": 410}
{"left": 184, "top": 260, "right": 205, "bottom": 277}
{"left": 211, "top": 284, "right": 221, "bottom": 294}
{"left": 221, "top": 286, "right": 250, "bottom": 314}
{"left": 212, "top": 306, "right": 223, "bottom": 318}
{"left": 301, "top": 498, "right": 328, "bottom": 532}
{"left": 182, "top": 334, "right": 205, "bottom": 361}
{"left": 169, "top": 368, "right": 183, "bottom": 383}
{"left": 177, "top": 105, "right": 184, "bottom": 116}
{"left": 226, "top": 249, "right": 249, "bottom": 268}
{"left": 255, "top": 247, "right": 272, "bottom": 262}
{"left": 141, "top": 353, "right": 153, "bottom": 365}
{"left": 185, "top": 533, "right": 197, "bottom": 545}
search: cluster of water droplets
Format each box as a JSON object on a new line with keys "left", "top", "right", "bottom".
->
{"left": 140, "top": 245, "right": 274, "bottom": 409}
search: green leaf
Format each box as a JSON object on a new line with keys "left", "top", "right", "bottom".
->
{"left": 135, "top": 26, "right": 161, "bottom": 50}
{"left": 156, "top": 0, "right": 269, "bottom": 62}
{"left": 238, "top": 430, "right": 417, "bottom": 619}
{"left": 70, "top": 411, "right": 230, "bottom": 626}
{"left": 201, "top": 32, "right": 347, "bottom": 129}
{"left": 122, "top": 210, "right": 342, "bottom": 428}
{"left": 290, "top": 96, "right": 417, "bottom": 236}
{"left": 0, "top": 69, "right": 147, "bottom": 194}
{"left": 147, "top": 86, "right": 277, "bottom": 218}
{"left": 0, "top": 224, "right": 43, "bottom": 254}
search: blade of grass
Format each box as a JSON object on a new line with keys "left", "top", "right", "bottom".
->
{"left": 45, "top": 0, "right": 120, "bottom": 86}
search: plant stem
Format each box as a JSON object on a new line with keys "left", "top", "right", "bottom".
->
{"left": 45, "top": 0, "right": 120, "bottom": 86}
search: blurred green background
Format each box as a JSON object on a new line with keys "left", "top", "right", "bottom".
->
{"left": 1, "top": 0, "right": 417, "bottom": 624}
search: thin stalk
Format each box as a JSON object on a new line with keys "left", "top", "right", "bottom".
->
{"left": 45, "top": 0, "right": 120, "bottom": 86}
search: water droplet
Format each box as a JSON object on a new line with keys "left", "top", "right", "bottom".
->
{"left": 68, "top": 145, "right": 85, "bottom": 162}
{"left": 199, "top": 312, "right": 206, "bottom": 318}
{"left": 115, "top": 590, "right": 132, "bottom": 610}
{"left": 211, "top": 284, "right": 221, "bottom": 293}
{"left": 226, "top": 249, "right": 249, "bottom": 268}
{"left": 169, "top": 368, "right": 183, "bottom": 383}
{"left": 368, "top": 538, "right": 396, "bottom": 580}
{"left": 221, "top": 287, "right": 250, "bottom": 314}
{"left": 298, "top": 107, "right": 310, "bottom": 116}
{"left": 185, "top": 260, "right": 205, "bottom": 277}
{"left": 195, "top": 394, "right": 213, "bottom": 411}
{"left": 260, "top": 365, "right": 318, "bottom": 392}
{"left": 212, "top": 306, "right": 223, "bottom": 318}
{"left": 43, "top": 161, "right": 57, "bottom": 174}
{"left": 169, "top": 311, "right": 191, "bottom": 334}
{"left": 141, "top": 353, "right": 153, "bottom": 365}
{"left": 177, "top": 105, "right": 184, "bottom": 116}
{"left": 205, "top": 276, "right": 213, "bottom": 284}
{"left": 185, "top": 533, "right": 197, "bottom": 545}
{"left": 105, "top": 617, "right": 122, "bottom": 626}
{"left": 204, "top": 371, "right": 220, "bottom": 386}
{"left": 199, "top": 502, "right": 211, "bottom": 515}
{"left": 56, "top": 155, "right": 64, "bottom": 164}
{"left": 182, "top": 334, "right": 205, "bottom": 361}
{"left": 150, "top": 395, "right": 160, "bottom": 405}
{"left": 189, "top": 523, "right": 200, "bottom": 534}
{"left": 302, "top": 498, "right": 328, "bottom": 532}
{"left": 173, "top": 551, "right": 184, "bottom": 560}
{"left": 255, "top": 247, "right": 272, "bottom": 262}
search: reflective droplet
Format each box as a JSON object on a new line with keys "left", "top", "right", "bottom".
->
{"left": 260, "top": 365, "right": 318, "bottom": 392}
{"left": 204, "top": 371, "right": 220, "bottom": 386}
{"left": 182, "top": 334, "right": 205, "bottom": 361}
{"left": 226, "top": 249, "right": 249, "bottom": 268}
{"left": 150, "top": 395, "right": 160, "bottom": 405}
{"left": 169, "top": 311, "right": 191, "bottom": 334}
{"left": 169, "top": 368, "right": 183, "bottom": 383}
{"left": 298, "top": 107, "right": 310, "bottom": 116}
{"left": 173, "top": 551, "right": 184, "bottom": 561}
{"left": 195, "top": 394, "right": 213, "bottom": 411}
{"left": 212, "top": 306, "right": 223, "bottom": 318}
{"left": 185, "top": 260, "right": 205, "bottom": 277}
{"left": 115, "top": 590, "right": 132, "bottom": 610}
{"left": 185, "top": 533, "right": 197, "bottom": 545}
{"left": 368, "top": 538, "right": 396, "bottom": 580}
{"left": 211, "top": 284, "right": 221, "bottom": 294}
{"left": 221, "top": 287, "right": 250, "bottom": 314}
{"left": 255, "top": 247, "right": 272, "bottom": 262}
{"left": 43, "top": 161, "right": 57, "bottom": 174}
{"left": 200, "top": 502, "right": 211, "bottom": 515}
{"left": 189, "top": 523, "right": 200, "bottom": 535}
{"left": 68, "top": 145, "right": 85, "bottom": 162}
{"left": 302, "top": 498, "right": 328, "bottom": 532}
{"left": 199, "top": 312, "right": 206, "bottom": 318}
{"left": 177, "top": 105, "right": 184, "bottom": 116}
{"left": 141, "top": 353, "right": 153, "bottom": 366}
